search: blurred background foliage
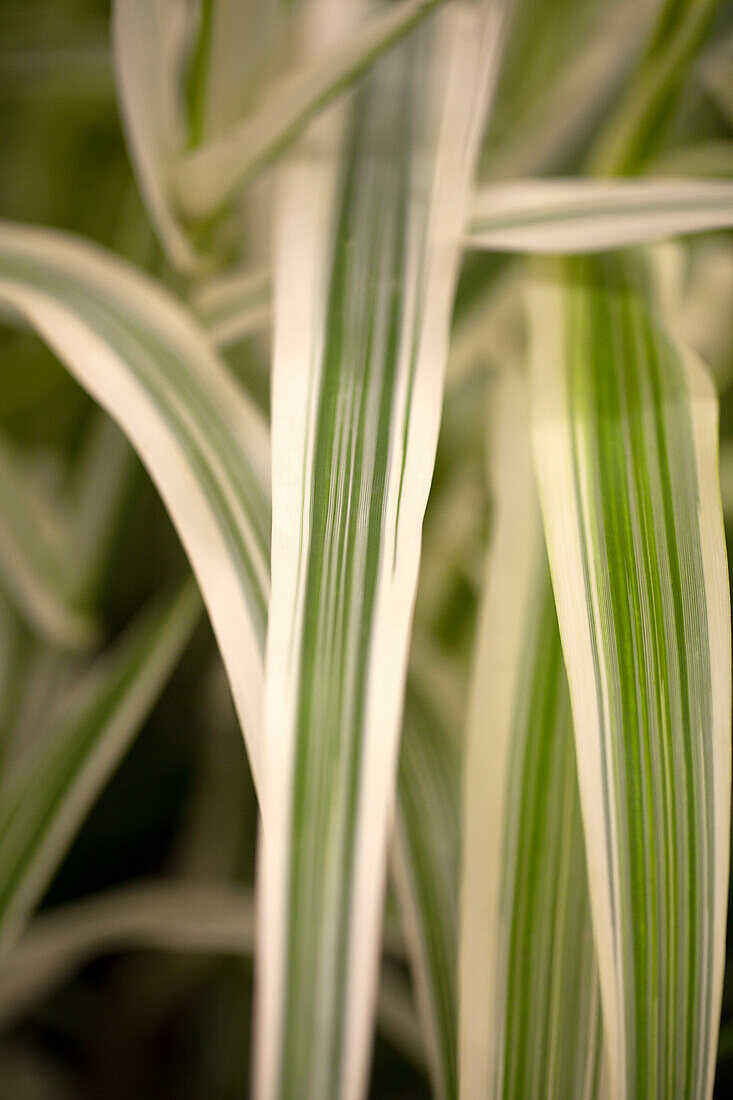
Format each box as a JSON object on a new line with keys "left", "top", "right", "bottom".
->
{"left": 0, "top": 0, "right": 731, "bottom": 1096}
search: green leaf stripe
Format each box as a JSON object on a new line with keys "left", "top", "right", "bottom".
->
{"left": 172, "top": 0, "right": 454, "bottom": 221}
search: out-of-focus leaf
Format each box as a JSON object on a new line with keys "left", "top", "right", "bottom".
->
{"left": 0, "top": 581, "right": 200, "bottom": 960}
{"left": 467, "top": 177, "right": 733, "bottom": 253}
{"left": 191, "top": 266, "right": 271, "bottom": 347}
{"left": 112, "top": 0, "right": 200, "bottom": 272}
{"left": 0, "top": 433, "right": 98, "bottom": 649}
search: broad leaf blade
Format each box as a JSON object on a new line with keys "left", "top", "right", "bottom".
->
{"left": 529, "top": 253, "right": 731, "bottom": 1099}
{"left": 459, "top": 369, "right": 603, "bottom": 1099}
{"left": 467, "top": 178, "right": 733, "bottom": 253}
{"left": 0, "top": 581, "right": 199, "bottom": 960}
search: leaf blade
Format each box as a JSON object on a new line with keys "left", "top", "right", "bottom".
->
{"left": 467, "top": 178, "right": 733, "bottom": 253}
{"left": 258, "top": 3, "right": 505, "bottom": 1095}
{"left": 529, "top": 253, "right": 731, "bottom": 1099}
{"left": 459, "top": 369, "right": 603, "bottom": 1099}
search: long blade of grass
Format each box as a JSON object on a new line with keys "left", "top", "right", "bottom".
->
{"left": 0, "top": 222, "right": 270, "bottom": 788}
{"left": 258, "top": 2, "right": 505, "bottom": 1095}
{"left": 172, "top": 0, "right": 455, "bottom": 221}
{"left": 529, "top": 253, "right": 731, "bottom": 1099}
{"left": 467, "top": 178, "right": 733, "bottom": 253}
{"left": 0, "top": 581, "right": 200, "bottom": 961}
{"left": 460, "top": 368, "right": 604, "bottom": 1098}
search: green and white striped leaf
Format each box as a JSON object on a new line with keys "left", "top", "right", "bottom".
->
{"left": 466, "top": 178, "right": 733, "bottom": 253}
{"left": 460, "top": 368, "right": 603, "bottom": 1100}
{"left": 392, "top": 685, "right": 460, "bottom": 1100}
{"left": 172, "top": 0, "right": 455, "bottom": 221}
{"left": 0, "top": 222, "right": 270, "bottom": 787}
{"left": 0, "top": 581, "right": 199, "bottom": 961}
{"left": 258, "top": 2, "right": 505, "bottom": 1095}
{"left": 529, "top": 253, "right": 731, "bottom": 1099}
{"left": 0, "top": 433, "right": 99, "bottom": 650}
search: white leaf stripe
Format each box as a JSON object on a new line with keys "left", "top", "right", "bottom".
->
{"left": 0, "top": 581, "right": 199, "bottom": 961}
{"left": 260, "top": 2, "right": 504, "bottom": 1095}
{"left": 459, "top": 369, "right": 603, "bottom": 1100}
{"left": 529, "top": 253, "right": 731, "bottom": 1100}
{"left": 467, "top": 178, "right": 733, "bottom": 253}
{"left": 173, "top": 0, "right": 454, "bottom": 221}
{"left": 393, "top": 686, "right": 459, "bottom": 1100}
{"left": 0, "top": 222, "right": 270, "bottom": 789}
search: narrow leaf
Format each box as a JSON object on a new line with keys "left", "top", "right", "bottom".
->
{"left": 467, "top": 178, "right": 733, "bottom": 253}
{"left": 529, "top": 253, "right": 731, "bottom": 1099}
